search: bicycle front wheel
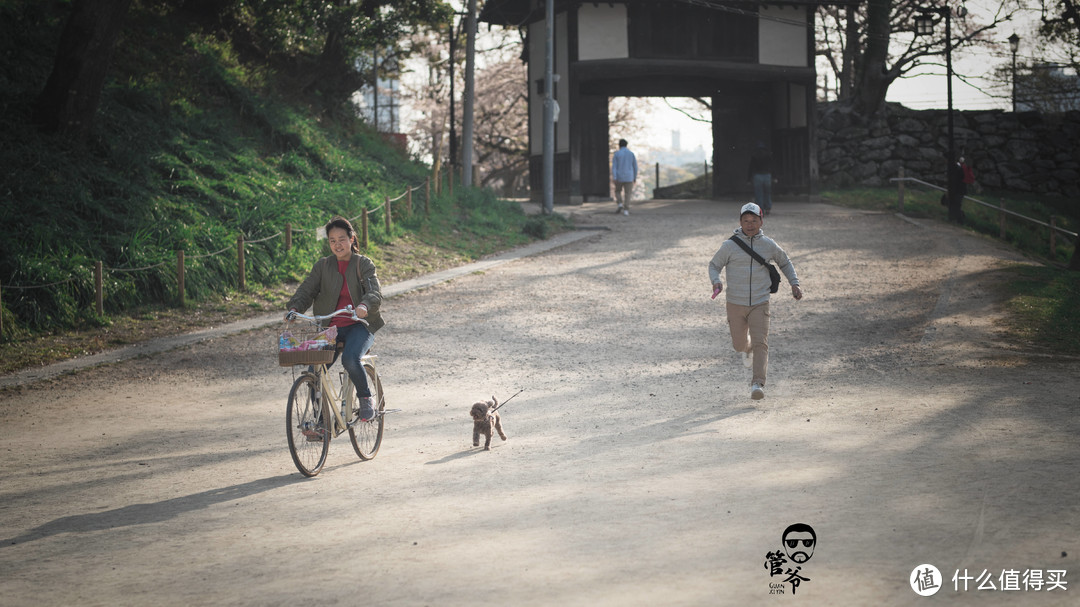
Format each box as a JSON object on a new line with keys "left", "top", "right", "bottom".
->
{"left": 350, "top": 363, "right": 385, "bottom": 460}
{"left": 287, "top": 373, "right": 330, "bottom": 477}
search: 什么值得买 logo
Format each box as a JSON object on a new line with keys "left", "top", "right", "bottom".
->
{"left": 764, "top": 523, "right": 816, "bottom": 595}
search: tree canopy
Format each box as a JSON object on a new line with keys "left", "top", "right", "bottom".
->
{"left": 30, "top": 0, "right": 454, "bottom": 138}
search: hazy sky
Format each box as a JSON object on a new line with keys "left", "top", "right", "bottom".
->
{"left": 641, "top": 1, "right": 1048, "bottom": 157}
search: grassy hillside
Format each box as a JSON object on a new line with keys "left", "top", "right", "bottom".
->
{"left": 0, "top": 1, "right": 562, "bottom": 344}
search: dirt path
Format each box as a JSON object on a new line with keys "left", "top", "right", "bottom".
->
{"left": 1, "top": 200, "right": 1077, "bottom": 606}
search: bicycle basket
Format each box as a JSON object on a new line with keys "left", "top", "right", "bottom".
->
{"left": 278, "top": 326, "right": 338, "bottom": 367}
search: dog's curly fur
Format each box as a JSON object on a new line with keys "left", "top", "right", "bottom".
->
{"left": 470, "top": 397, "right": 507, "bottom": 450}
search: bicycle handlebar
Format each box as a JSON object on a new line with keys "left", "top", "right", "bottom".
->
{"left": 286, "top": 306, "right": 369, "bottom": 327}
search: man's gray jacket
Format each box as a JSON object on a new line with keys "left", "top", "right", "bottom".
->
{"left": 708, "top": 228, "right": 799, "bottom": 306}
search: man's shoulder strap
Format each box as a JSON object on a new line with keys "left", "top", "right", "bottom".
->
{"left": 728, "top": 234, "right": 768, "bottom": 266}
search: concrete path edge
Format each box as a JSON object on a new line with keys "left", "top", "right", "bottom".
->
{"left": 1, "top": 229, "right": 602, "bottom": 388}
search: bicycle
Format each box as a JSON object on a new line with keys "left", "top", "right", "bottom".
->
{"left": 278, "top": 306, "right": 395, "bottom": 477}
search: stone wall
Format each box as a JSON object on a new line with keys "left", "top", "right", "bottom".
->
{"left": 816, "top": 102, "right": 1080, "bottom": 198}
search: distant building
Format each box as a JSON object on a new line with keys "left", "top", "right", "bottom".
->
{"left": 1017, "top": 63, "right": 1080, "bottom": 113}
{"left": 480, "top": 0, "right": 852, "bottom": 202}
{"left": 353, "top": 53, "right": 402, "bottom": 133}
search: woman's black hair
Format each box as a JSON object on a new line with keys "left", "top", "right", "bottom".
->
{"left": 325, "top": 216, "right": 360, "bottom": 254}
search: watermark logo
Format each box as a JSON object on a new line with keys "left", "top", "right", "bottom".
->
{"left": 909, "top": 565, "right": 1068, "bottom": 595}
{"left": 910, "top": 564, "right": 942, "bottom": 596}
{"left": 764, "top": 523, "right": 816, "bottom": 596}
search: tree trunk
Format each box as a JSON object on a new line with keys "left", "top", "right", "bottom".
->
{"left": 840, "top": 4, "right": 859, "bottom": 100}
{"left": 852, "top": 0, "right": 892, "bottom": 117}
{"left": 31, "top": 0, "right": 132, "bottom": 140}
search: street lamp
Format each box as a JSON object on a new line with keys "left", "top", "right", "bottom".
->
{"left": 915, "top": 6, "right": 961, "bottom": 224}
{"left": 1008, "top": 33, "right": 1020, "bottom": 112}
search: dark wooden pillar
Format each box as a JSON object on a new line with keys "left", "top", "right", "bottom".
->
{"left": 712, "top": 86, "right": 772, "bottom": 196}
{"left": 576, "top": 94, "right": 610, "bottom": 199}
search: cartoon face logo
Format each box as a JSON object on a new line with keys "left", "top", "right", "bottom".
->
{"left": 782, "top": 523, "right": 816, "bottom": 564}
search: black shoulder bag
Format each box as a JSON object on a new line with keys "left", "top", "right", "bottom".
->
{"left": 728, "top": 235, "right": 782, "bottom": 294}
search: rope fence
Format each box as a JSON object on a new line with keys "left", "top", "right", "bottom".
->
{"left": 890, "top": 167, "right": 1078, "bottom": 263}
{"left": 2, "top": 174, "right": 445, "bottom": 335}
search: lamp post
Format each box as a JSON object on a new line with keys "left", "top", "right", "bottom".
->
{"left": 1008, "top": 33, "right": 1020, "bottom": 112}
{"left": 448, "top": 15, "right": 457, "bottom": 169}
{"left": 915, "top": 6, "right": 960, "bottom": 224}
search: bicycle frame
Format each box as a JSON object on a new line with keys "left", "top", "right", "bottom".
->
{"left": 284, "top": 305, "right": 391, "bottom": 476}
{"left": 304, "top": 354, "right": 379, "bottom": 437}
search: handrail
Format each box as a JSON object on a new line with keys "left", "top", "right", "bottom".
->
{"left": 889, "top": 176, "right": 1078, "bottom": 239}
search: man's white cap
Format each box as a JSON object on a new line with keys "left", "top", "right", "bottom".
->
{"left": 740, "top": 202, "right": 763, "bottom": 217}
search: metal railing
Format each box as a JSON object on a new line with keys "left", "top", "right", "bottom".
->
{"left": 890, "top": 168, "right": 1077, "bottom": 262}
{"left": 2, "top": 175, "right": 445, "bottom": 336}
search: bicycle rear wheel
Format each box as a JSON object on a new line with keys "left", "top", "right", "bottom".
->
{"left": 350, "top": 363, "right": 385, "bottom": 460}
{"left": 287, "top": 373, "right": 330, "bottom": 477}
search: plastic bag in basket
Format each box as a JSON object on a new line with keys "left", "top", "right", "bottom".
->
{"left": 280, "top": 326, "right": 337, "bottom": 352}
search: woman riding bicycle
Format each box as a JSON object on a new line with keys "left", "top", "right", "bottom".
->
{"left": 286, "top": 216, "right": 384, "bottom": 422}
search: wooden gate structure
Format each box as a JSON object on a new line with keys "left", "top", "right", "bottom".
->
{"left": 480, "top": 0, "right": 840, "bottom": 202}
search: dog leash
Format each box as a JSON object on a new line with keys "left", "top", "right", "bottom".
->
{"left": 491, "top": 389, "right": 524, "bottom": 413}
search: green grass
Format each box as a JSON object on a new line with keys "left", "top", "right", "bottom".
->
{"left": 821, "top": 185, "right": 1080, "bottom": 354}
{"left": 0, "top": 2, "right": 564, "bottom": 344}
{"left": 999, "top": 264, "right": 1080, "bottom": 355}
{"left": 819, "top": 185, "right": 1078, "bottom": 266}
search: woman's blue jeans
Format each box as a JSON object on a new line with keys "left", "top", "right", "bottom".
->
{"left": 331, "top": 323, "right": 374, "bottom": 399}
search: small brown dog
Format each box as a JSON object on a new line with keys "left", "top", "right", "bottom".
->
{"left": 470, "top": 397, "right": 507, "bottom": 450}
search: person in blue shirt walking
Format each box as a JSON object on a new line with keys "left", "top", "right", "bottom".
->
{"left": 611, "top": 138, "right": 638, "bottom": 216}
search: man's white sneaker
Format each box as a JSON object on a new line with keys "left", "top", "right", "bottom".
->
{"left": 621, "top": 209, "right": 629, "bottom": 216}
{"left": 616, "top": 204, "right": 625, "bottom": 214}
{"left": 750, "top": 383, "right": 765, "bottom": 400}
{"left": 741, "top": 351, "right": 753, "bottom": 368}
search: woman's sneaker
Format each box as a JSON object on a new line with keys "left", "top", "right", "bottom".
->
{"left": 358, "top": 397, "right": 376, "bottom": 422}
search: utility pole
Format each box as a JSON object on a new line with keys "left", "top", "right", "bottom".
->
{"left": 542, "top": 0, "right": 554, "bottom": 214}
{"left": 1008, "top": 33, "right": 1020, "bottom": 113}
{"left": 372, "top": 45, "right": 379, "bottom": 131}
{"left": 448, "top": 16, "right": 457, "bottom": 168}
{"left": 462, "top": 0, "right": 477, "bottom": 187}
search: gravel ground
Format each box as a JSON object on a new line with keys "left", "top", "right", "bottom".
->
{"left": 1, "top": 199, "right": 1077, "bottom": 606}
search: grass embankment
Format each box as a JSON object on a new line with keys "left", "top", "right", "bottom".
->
{"left": 0, "top": 2, "right": 567, "bottom": 374}
{"left": 820, "top": 186, "right": 1080, "bottom": 355}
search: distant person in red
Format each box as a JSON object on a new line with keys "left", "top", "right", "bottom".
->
{"left": 287, "top": 216, "right": 385, "bottom": 421}
{"left": 946, "top": 154, "right": 971, "bottom": 223}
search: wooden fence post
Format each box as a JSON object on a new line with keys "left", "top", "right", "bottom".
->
{"left": 1050, "top": 216, "right": 1058, "bottom": 257}
{"left": 177, "top": 250, "right": 185, "bottom": 308}
{"left": 285, "top": 223, "right": 292, "bottom": 251}
{"left": 406, "top": 186, "right": 413, "bottom": 215}
{"left": 449, "top": 168, "right": 454, "bottom": 196}
{"left": 426, "top": 176, "right": 431, "bottom": 217}
{"left": 999, "top": 201, "right": 1007, "bottom": 239}
{"left": 385, "top": 196, "right": 393, "bottom": 234}
{"left": 94, "top": 261, "right": 103, "bottom": 316}
{"left": 897, "top": 167, "right": 905, "bottom": 212}
{"left": 237, "top": 234, "right": 246, "bottom": 291}
{"left": 362, "top": 209, "right": 369, "bottom": 249}
{"left": 1, "top": 280, "right": 4, "bottom": 339}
